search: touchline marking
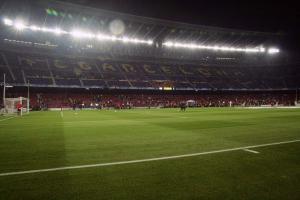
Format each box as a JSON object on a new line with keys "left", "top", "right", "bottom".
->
{"left": 243, "top": 149, "right": 260, "bottom": 154}
{"left": 0, "top": 116, "right": 16, "bottom": 122}
{"left": 0, "top": 139, "right": 299, "bottom": 177}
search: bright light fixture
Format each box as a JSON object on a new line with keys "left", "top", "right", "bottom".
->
{"left": 71, "top": 30, "right": 95, "bottom": 39}
{"left": 259, "top": 47, "right": 266, "bottom": 52}
{"left": 268, "top": 48, "right": 280, "bottom": 54}
{"left": 3, "top": 18, "right": 13, "bottom": 26}
{"left": 54, "top": 28, "right": 63, "bottom": 35}
{"left": 147, "top": 40, "right": 153, "bottom": 45}
{"left": 14, "top": 21, "right": 26, "bottom": 31}
{"left": 41, "top": 27, "right": 50, "bottom": 32}
{"left": 3, "top": 18, "right": 153, "bottom": 46}
{"left": 122, "top": 37, "right": 129, "bottom": 43}
{"left": 30, "top": 25, "right": 40, "bottom": 31}
{"left": 162, "top": 41, "right": 275, "bottom": 54}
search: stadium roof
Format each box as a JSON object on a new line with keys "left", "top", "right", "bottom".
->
{"left": 0, "top": 0, "right": 283, "bottom": 44}
{"left": 0, "top": 0, "right": 297, "bottom": 66}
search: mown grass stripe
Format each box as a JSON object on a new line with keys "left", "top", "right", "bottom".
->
{"left": 0, "top": 139, "right": 299, "bottom": 177}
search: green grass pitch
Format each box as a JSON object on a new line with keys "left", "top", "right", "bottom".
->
{"left": 0, "top": 108, "right": 300, "bottom": 200}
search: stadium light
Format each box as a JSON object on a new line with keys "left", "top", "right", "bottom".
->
{"left": 97, "top": 34, "right": 111, "bottom": 41}
{"left": 147, "top": 40, "right": 153, "bottom": 45}
{"left": 70, "top": 30, "right": 96, "bottom": 39}
{"left": 3, "top": 18, "right": 13, "bottom": 26}
{"left": 29, "top": 25, "right": 40, "bottom": 31}
{"left": 14, "top": 21, "right": 26, "bottom": 31}
{"left": 162, "top": 41, "right": 274, "bottom": 54}
{"left": 96, "top": 33, "right": 153, "bottom": 45}
{"left": 259, "top": 47, "right": 266, "bottom": 52}
{"left": 54, "top": 28, "right": 63, "bottom": 35}
{"left": 122, "top": 37, "right": 129, "bottom": 43}
{"left": 267, "top": 48, "right": 280, "bottom": 54}
{"left": 111, "top": 35, "right": 117, "bottom": 41}
{"left": 3, "top": 18, "right": 153, "bottom": 46}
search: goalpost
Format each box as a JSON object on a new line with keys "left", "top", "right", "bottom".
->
{"left": 3, "top": 97, "right": 29, "bottom": 116}
{"left": 1, "top": 74, "right": 30, "bottom": 116}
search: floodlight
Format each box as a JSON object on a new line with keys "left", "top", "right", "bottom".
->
{"left": 245, "top": 48, "right": 258, "bottom": 53}
{"left": 86, "top": 33, "right": 95, "bottom": 39}
{"left": 147, "top": 40, "right": 153, "bottom": 45}
{"left": 213, "top": 46, "right": 220, "bottom": 51}
{"left": 122, "top": 37, "right": 129, "bottom": 43}
{"left": 41, "top": 27, "right": 50, "bottom": 32}
{"left": 111, "top": 35, "right": 117, "bottom": 41}
{"left": 71, "top": 30, "right": 82, "bottom": 38}
{"left": 162, "top": 40, "right": 272, "bottom": 54}
{"left": 174, "top": 43, "right": 180, "bottom": 47}
{"left": 132, "top": 38, "right": 139, "bottom": 43}
{"left": 30, "top": 25, "right": 40, "bottom": 31}
{"left": 189, "top": 44, "right": 197, "bottom": 49}
{"left": 3, "top": 18, "right": 13, "bottom": 26}
{"left": 268, "top": 48, "right": 280, "bottom": 54}
{"left": 97, "top": 34, "right": 111, "bottom": 41}
{"left": 54, "top": 28, "right": 63, "bottom": 35}
{"left": 2, "top": 17, "right": 153, "bottom": 46}
{"left": 163, "top": 42, "right": 174, "bottom": 47}
{"left": 14, "top": 21, "right": 26, "bottom": 31}
{"left": 96, "top": 34, "right": 105, "bottom": 40}
{"left": 259, "top": 47, "right": 266, "bottom": 52}
{"left": 71, "top": 30, "right": 95, "bottom": 39}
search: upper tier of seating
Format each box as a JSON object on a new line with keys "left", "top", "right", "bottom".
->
{"left": 0, "top": 50, "right": 299, "bottom": 90}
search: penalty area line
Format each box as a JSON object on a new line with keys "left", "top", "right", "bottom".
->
{"left": 0, "top": 139, "right": 299, "bottom": 177}
{"left": 243, "top": 149, "right": 260, "bottom": 154}
{"left": 0, "top": 116, "right": 16, "bottom": 122}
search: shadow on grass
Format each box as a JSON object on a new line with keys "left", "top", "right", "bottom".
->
{"left": 0, "top": 111, "right": 70, "bottom": 199}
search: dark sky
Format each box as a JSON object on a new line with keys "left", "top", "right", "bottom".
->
{"left": 63, "top": 0, "right": 299, "bottom": 33}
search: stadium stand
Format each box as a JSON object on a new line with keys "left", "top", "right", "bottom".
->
{"left": 2, "top": 88, "right": 297, "bottom": 109}
{"left": 0, "top": 0, "right": 299, "bottom": 110}
{"left": 1, "top": 50, "right": 299, "bottom": 90}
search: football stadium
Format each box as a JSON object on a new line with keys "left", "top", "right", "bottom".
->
{"left": 0, "top": 0, "right": 300, "bottom": 199}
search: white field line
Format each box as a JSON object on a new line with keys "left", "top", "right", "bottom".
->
{"left": 243, "top": 106, "right": 300, "bottom": 109}
{"left": 60, "top": 111, "right": 63, "bottom": 118}
{"left": 0, "top": 139, "right": 299, "bottom": 177}
{"left": 243, "top": 148, "right": 260, "bottom": 154}
{"left": 0, "top": 116, "right": 16, "bottom": 122}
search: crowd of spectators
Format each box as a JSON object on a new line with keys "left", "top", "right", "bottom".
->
{"left": 4, "top": 91, "right": 296, "bottom": 110}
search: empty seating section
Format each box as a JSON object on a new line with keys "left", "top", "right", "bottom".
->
{"left": 55, "top": 78, "right": 81, "bottom": 86}
{"left": 0, "top": 67, "right": 13, "bottom": 83}
{"left": 0, "top": 50, "right": 299, "bottom": 89}
{"left": 81, "top": 79, "right": 106, "bottom": 87}
{"left": 27, "top": 77, "right": 53, "bottom": 85}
